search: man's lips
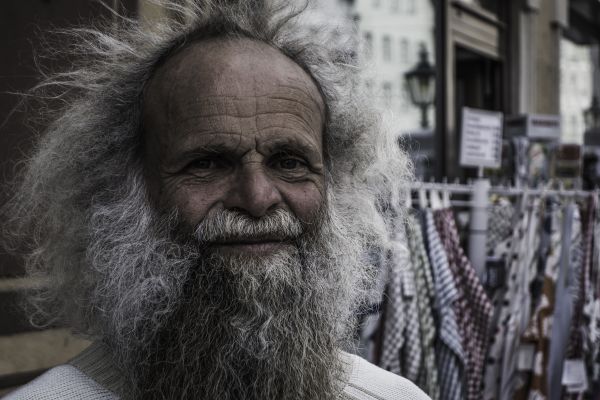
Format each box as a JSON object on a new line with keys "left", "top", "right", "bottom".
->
{"left": 207, "top": 238, "right": 292, "bottom": 254}
{"left": 210, "top": 238, "right": 286, "bottom": 245}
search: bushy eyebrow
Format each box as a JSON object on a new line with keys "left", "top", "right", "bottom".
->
{"left": 259, "top": 136, "right": 321, "bottom": 157}
{"left": 184, "top": 142, "right": 236, "bottom": 156}
{"left": 169, "top": 135, "right": 322, "bottom": 168}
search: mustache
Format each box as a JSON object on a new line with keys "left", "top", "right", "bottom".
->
{"left": 193, "top": 208, "right": 304, "bottom": 244}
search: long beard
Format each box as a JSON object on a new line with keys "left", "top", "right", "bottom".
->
{"left": 87, "top": 190, "right": 362, "bottom": 400}
{"left": 131, "top": 250, "right": 345, "bottom": 399}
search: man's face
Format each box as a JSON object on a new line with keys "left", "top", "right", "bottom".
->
{"left": 142, "top": 38, "right": 326, "bottom": 255}
{"left": 81, "top": 38, "right": 364, "bottom": 400}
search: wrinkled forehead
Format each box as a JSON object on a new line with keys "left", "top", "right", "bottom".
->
{"left": 142, "top": 37, "right": 326, "bottom": 129}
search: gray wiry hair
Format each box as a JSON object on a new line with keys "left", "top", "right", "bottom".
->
{"left": 2, "top": 0, "right": 412, "bottom": 331}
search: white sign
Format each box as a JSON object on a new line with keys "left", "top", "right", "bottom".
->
{"left": 505, "top": 114, "right": 561, "bottom": 141}
{"left": 460, "top": 107, "right": 503, "bottom": 169}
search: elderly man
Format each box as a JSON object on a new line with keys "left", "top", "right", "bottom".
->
{"left": 2, "top": 1, "right": 425, "bottom": 399}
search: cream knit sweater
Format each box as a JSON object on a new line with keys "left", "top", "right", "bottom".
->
{"left": 5, "top": 343, "right": 430, "bottom": 400}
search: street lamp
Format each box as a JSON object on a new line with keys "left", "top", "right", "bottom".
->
{"left": 404, "top": 44, "right": 436, "bottom": 129}
{"left": 584, "top": 95, "right": 600, "bottom": 131}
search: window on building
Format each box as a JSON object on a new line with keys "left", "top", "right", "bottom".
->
{"left": 383, "top": 82, "right": 393, "bottom": 107}
{"left": 373, "top": 0, "right": 381, "bottom": 8}
{"left": 571, "top": 115, "right": 578, "bottom": 137}
{"left": 391, "top": 0, "right": 400, "bottom": 13}
{"left": 478, "top": 0, "right": 499, "bottom": 16}
{"left": 364, "top": 32, "right": 373, "bottom": 56}
{"left": 400, "top": 38, "right": 409, "bottom": 63}
{"left": 383, "top": 35, "right": 392, "bottom": 62}
{"left": 407, "top": 0, "right": 416, "bottom": 14}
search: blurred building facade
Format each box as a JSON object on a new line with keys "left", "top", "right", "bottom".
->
{"left": 353, "top": 0, "right": 436, "bottom": 134}
{"left": 297, "top": 0, "right": 600, "bottom": 180}
{"left": 560, "top": 38, "right": 594, "bottom": 144}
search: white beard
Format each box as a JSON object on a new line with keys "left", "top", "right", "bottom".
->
{"left": 86, "top": 196, "right": 368, "bottom": 400}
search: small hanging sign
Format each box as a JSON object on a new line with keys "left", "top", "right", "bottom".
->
{"left": 459, "top": 107, "right": 504, "bottom": 169}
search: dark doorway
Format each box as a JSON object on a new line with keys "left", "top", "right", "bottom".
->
{"left": 454, "top": 45, "right": 503, "bottom": 178}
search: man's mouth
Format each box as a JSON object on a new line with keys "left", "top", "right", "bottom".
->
{"left": 208, "top": 238, "right": 292, "bottom": 255}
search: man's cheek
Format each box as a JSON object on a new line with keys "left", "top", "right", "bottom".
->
{"left": 164, "top": 185, "right": 223, "bottom": 228}
{"left": 281, "top": 182, "right": 325, "bottom": 223}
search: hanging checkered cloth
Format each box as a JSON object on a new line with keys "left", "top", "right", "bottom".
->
{"left": 486, "top": 200, "right": 515, "bottom": 254}
{"left": 398, "top": 246, "right": 423, "bottom": 383}
{"left": 406, "top": 212, "right": 439, "bottom": 400}
{"left": 379, "top": 225, "right": 422, "bottom": 383}
{"left": 498, "top": 198, "right": 542, "bottom": 400}
{"left": 425, "top": 210, "right": 465, "bottom": 400}
{"left": 564, "top": 195, "right": 597, "bottom": 399}
{"left": 434, "top": 209, "right": 493, "bottom": 400}
{"left": 513, "top": 201, "right": 565, "bottom": 400}
{"left": 482, "top": 198, "right": 528, "bottom": 400}
{"left": 379, "top": 240, "right": 407, "bottom": 374}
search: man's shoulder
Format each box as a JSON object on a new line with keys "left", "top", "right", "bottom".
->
{"left": 342, "top": 352, "right": 431, "bottom": 400}
{"left": 3, "top": 365, "right": 118, "bottom": 400}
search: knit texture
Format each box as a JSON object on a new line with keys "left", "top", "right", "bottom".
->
{"left": 4, "top": 365, "right": 118, "bottom": 400}
{"left": 5, "top": 346, "right": 431, "bottom": 400}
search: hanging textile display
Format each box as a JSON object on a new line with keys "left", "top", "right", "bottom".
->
{"left": 513, "top": 202, "right": 578, "bottom": 400}
{"left": 425, "top": 210, "right": 465, "bottom": 400}
{"left": 564, "top": 195, "right": 597, "bottom": 398}
{"left": 434, "top": 208, "right": 494, "bottom": 400}
{"left": 485, "top": 198, "right": 516, "bottom": 254}
{"left": 548, "top": 203, "right": 581, "bottom": 400}
{"left": 405, "top": 212, "right": 439, "bottom": 400}
{"left": 379, "top": 233, "right": 418, "bottom": 376}
{"left": 590, "top": 202, "right": 600, "bottom": 396}
{"left": 483, "top": 194, "right": 540, "bottom": 400}
{"left": 498, "top": 198, "right": 542, "bottom": 400}
{"left": 355, "top": 182, "right": 600, "bottom": 400}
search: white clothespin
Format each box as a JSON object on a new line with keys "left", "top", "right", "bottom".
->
{"left": 418, "top": 187, "right": 428, "bottom": 209}
{"left": 442, "top": 189, "right": 451, "bottom": 209}
{"left": 430, "top": 189, "right": 443, "bottom": 210}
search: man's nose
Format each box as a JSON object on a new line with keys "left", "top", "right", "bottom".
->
{"left": 223, "top": 164, "right": 283, "bottom": 217}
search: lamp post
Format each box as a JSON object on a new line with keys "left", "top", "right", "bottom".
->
{"left": 584, "top": 96, "right": 600, "bottom": 132}
{"left": 405, "top": 44, "right": 436, "bottom": 129}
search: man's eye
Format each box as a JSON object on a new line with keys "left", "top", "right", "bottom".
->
{"left": 278, "top": 158, "right": 303, "bottom": 170}
{"left": 189, "top": 159, "right": 217, "bottom": 170}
